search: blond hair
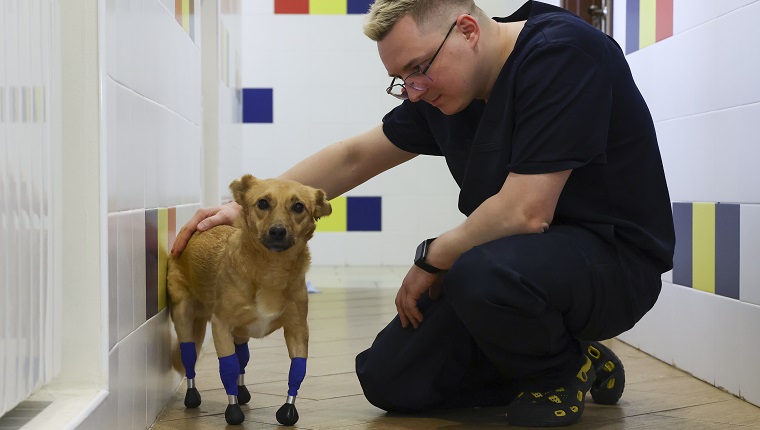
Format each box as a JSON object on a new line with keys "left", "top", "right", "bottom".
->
{"left": 363, "top": 0, "right": 481, "bottom": 41}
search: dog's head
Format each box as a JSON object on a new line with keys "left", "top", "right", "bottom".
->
{"left": 229, "top": 175, "right": 332, "bottom": 252}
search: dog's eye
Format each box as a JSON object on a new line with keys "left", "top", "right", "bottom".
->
{"left": 256, "top": 199, "right": 269, "bottom": 210}
{"left": 292, "top": 202, "right": 305, "bottom": 214}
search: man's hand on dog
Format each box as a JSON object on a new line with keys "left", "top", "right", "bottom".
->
{"left": 396, "top": 267, "right": 445, "bottom": 329}
{"left": 171, "top": 201, "right": 242, "bottom": 257}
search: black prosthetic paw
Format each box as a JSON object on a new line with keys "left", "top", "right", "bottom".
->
{"left": 237, "top": 385, "right": 251, "bottom": 405}
{"left": 183, "top": 387, "right": 201, "bottom": 409}
{"left": 276, "top": 403, "right": 299, "bottom": 426}
{"left": 225, "top": 403, "right": 245, "bottom": 425}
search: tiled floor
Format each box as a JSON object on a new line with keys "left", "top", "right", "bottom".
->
{"left": 150, "top": 267, "right": 760, "bottom": 429}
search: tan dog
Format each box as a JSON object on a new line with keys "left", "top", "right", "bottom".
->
{"left": 167, "top": 175, "right": 331, "bottom": 426}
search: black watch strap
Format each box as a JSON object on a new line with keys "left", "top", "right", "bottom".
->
{"left": 414, "top": 238, "right": 443, "bottom": 274}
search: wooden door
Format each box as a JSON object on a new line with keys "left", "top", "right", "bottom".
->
{"left": 562, "top": 0, "right": 612, "bottom": 35}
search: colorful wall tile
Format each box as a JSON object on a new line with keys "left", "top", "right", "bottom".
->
{"left": 274, "top": 0, "right": 373, "bottom": 15}
{"left": 175, "top": 0, "right": 196, "bottom": 41}
{"left": 242, "top": 88, "right": 273, "bottom": 123}
{"left": 145, "top": 207, "right": 176, "bottom": 320}
{"left": 626, "top": 0, "right": 673, "bottom": 54}
{"left": 671, "top": 202, "right": 741, "bottom": 300}
{"left": 316, "top": 196, "right": 382, "bottom": 232}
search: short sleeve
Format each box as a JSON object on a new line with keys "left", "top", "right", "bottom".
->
{"left": 509, "top": 43, "right": 612, "bottom": 174}
{"left": 382, "top": 101, "right": 444, "bottom": 156}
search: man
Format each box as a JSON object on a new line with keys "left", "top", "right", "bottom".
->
{"left": 171, "top": 0, "right": 675, "bottom": 426}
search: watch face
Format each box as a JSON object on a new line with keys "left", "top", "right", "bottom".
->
{"left": 414, "top": 241, "right": 425, "bottom": 262}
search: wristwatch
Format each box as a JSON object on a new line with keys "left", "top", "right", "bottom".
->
{"left": 414, "top": 238, "right": 444, "bottom": 274}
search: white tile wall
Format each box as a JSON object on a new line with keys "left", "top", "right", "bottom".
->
{"left": 97, "top": 0, "right": 211, "bottom": 427}
{"left": 740, "top": 205, "right": 760, "bottom": 306}
{"left": 656, "top": 103, "right": 760, "bottom": 204}
{"left": 672, "top": 0, "right": 756, "bottom": 34}
{"left": 617, "top": 0, "right": 760, "bottom": 408}
{"left": 621, "top": 283, "right": 760, "bottom": 407}
{"left": 739, "top": 301, "right": 760, "bottom": 405}
{"left": 627, "top": 2, "right": 760, "bottom": 123}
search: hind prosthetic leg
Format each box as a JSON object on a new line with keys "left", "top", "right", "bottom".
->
{"left": 180, "top": 342, "right": 201, "bottom": 408}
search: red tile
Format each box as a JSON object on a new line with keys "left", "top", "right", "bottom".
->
{"left": 275, "top": 0, "right": 309, "bottom": 14}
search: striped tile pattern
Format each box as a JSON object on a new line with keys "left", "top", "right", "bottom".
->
{"left": 174, "top": 0, "right": 195, "bottom": 41}
{"left": 145, "top": 207, "right": 176, "bottom": 320}
{"left": 274, "top": 0, "right": 373, "bottom": 15}
{"left": 671, "top": 202, "right": 741, "bottom": 300}
{"left": 626, "top": 0, "right": 673, "bottom": 54}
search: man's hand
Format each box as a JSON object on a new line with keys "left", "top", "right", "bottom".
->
{"left": 395, "top": 266, "right": 445, "bottom": 329}
{"left": 170, "top": 201, "right": 242, "bottom": 257}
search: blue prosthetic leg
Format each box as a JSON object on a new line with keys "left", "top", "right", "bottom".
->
{"left": 219, "top": 354, "right": 244, "bottom": 425}
{"left": 235, "top": 342, "right": 251, "bottom": 405}
{"left": 276, "top": 357, "right": 307, "bottom": 426}
{"left": 179, "top": 342, "right": 201, "bottom": 408}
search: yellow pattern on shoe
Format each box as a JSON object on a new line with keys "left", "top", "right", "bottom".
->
{"left": 505, "top": 355, "right": 596, "bottom": 427}
{"left": 584, "top": 341, "right": 626, "bottom": 405}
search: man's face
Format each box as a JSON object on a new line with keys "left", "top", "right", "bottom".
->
{"left": 378, "top": 15, "right": 473, "bottom": 115}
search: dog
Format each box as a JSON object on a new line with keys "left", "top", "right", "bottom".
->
{"left": 167, "top": 174, "right": 331, "bottom": 425}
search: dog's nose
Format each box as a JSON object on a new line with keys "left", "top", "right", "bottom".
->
{"left": 268, "top": 225, "right": 287, "bottom": 241}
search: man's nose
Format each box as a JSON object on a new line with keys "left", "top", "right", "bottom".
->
{"left": 406, "top": 85, "right": 426, "bottom": 102}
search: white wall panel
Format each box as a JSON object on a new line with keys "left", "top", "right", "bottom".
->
{"left": 628, "top": 2, "right": 760, "bottom": 122}
{"left": 739, "top": 301, "right": 760, "bottom": 405}
{"left": 740, "top": 205, "right": 760, "bottom": 306}
{"left": 673, "top": 0, "right": 756, "bottom": 34}
{"left": 657, "top": 103, "right": 760, "bottom": 204}
{"left": 620, "top": 0, "right": 760, "bottom": 408}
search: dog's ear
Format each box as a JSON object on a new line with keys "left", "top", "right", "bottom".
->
{"left": 312, "top": 189, "right": 332, "bottom": 220}
{"left": 229, "top": 174, "right": 258, "bottom": 207}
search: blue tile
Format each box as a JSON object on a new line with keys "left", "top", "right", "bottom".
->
{"left": 715, "top": 203, "right": 740, "bottom": 300}
{"left": 347, "top": 0, "right": 373, "bottom": 14}
{"left": 626, "top": 0, "right": 640, "bottom": 54}
{"left": 243, "top": 88, "right": 273, "bottom": 123}
{"left": 145, "top": 209, "right": 159, "bottom": 320}
{"left": 347, "top": 197, "right": 381, "bottom": 231}
{"left": 672, "top": 202, "right": 692, "bottom": 288}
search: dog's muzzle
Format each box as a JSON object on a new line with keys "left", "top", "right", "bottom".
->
{"left": 262, "top": 225, "right": 294, "bottom": 252}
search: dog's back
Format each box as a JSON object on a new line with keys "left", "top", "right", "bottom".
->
{"left": 168, "top": 225, "right": 237, "bottom": 306}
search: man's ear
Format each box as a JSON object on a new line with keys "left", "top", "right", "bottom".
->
{"left": 312, "top": 189, "right": 332, "bottom": 220}
{"left": 458, "top": 14, "right": 479, "bottom": 46}
{"left": 229, "top": 174, "right": 258, "bottom": 209}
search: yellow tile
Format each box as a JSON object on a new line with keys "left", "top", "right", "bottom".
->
{"left": 310, "top": 0, "right": 346, "bottom": 14}
{"left": 693, "top": 202, "right": 716, "bottom": 293}
{"left": 639, "top": 0, "right": 657, "bottom": 49}
{"left": 316, "top": 196, "right": 347, "bottom": 231}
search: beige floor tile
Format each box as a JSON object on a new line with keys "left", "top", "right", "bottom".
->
{"left": 151, "top": 267, "right": 760, "bottom": 430}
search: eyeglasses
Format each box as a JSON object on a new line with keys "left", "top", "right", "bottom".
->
{"left": 386, "top": 20, "right": 458, "bottom": 100}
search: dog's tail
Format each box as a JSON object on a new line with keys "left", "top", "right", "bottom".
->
{"left": 169, "top": 314, "right": 208, "bottom": 375}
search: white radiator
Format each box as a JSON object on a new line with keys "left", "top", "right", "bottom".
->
{"left": 0, "top": 0, "right": 60, "bottom": 417}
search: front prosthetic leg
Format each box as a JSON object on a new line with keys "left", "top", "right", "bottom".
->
{"left": 180, "top": 342, "right": 201, "bottom": 408}
{"left": 235, "top": 342, "right": 251, "bottom": 405}
{"left": 276, "top": 357, "right": 307, "bottom": 426}
{"left": 219, "top": 354, "right": 244, "bottom": 425}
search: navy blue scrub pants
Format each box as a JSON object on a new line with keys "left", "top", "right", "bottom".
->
{"left": 355, "top": 225, "right": 663, "bottom": 412}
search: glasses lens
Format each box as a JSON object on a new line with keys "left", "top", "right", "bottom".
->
{"left": 388, "top": 85, "right": 407, "bottom": 99}
{"left": 386, "top": 73, "right": 433, "bottom": 99}
{"left": 405, "top": 71, "right": 431, "bottom": 92}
